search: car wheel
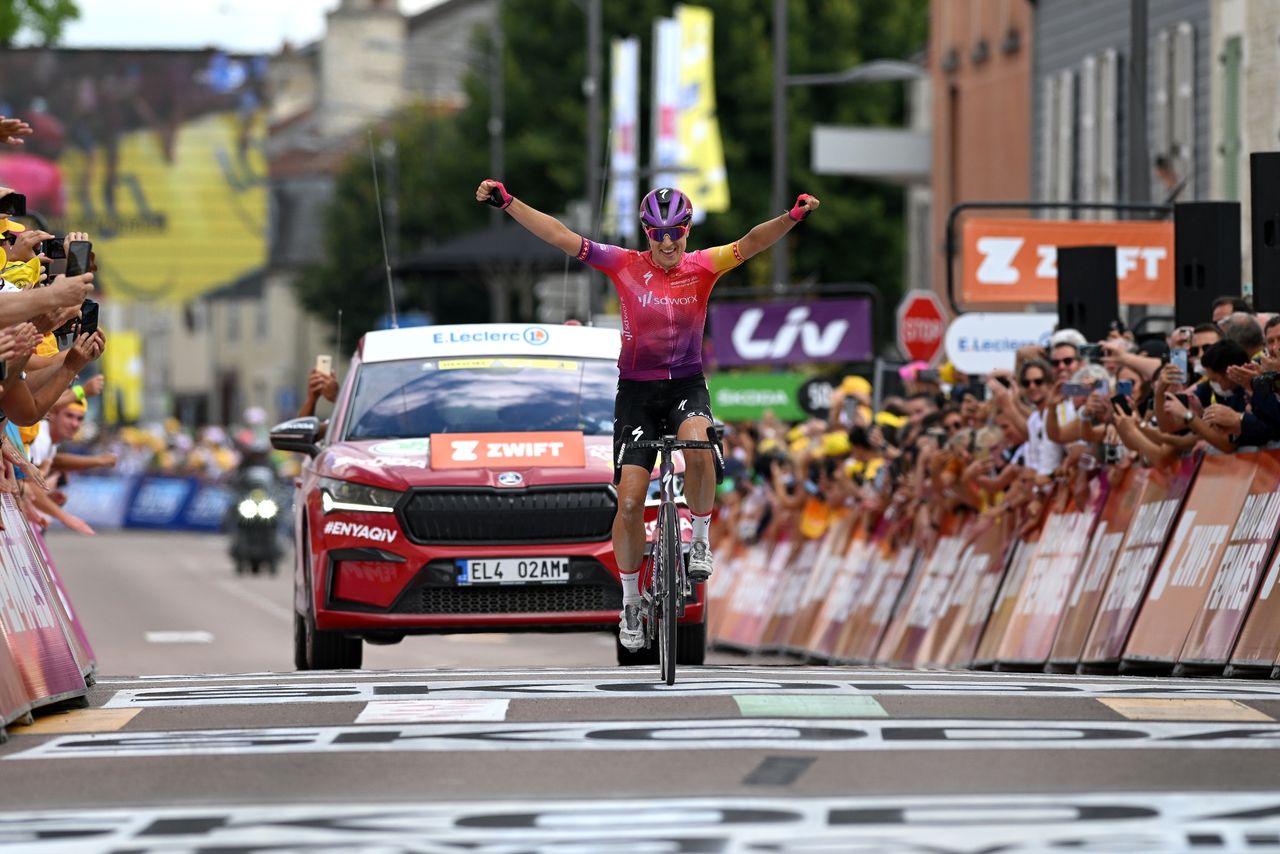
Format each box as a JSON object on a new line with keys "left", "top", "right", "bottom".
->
{"left": 615, "top": 634, "right": 658, "bottom": 666}
{"left": 293, "top": 612, "right": 310, "bottom": 671}
{"left": 676, "top": 620, "right": 707, "bottom": 665}
{"left": 305, "top": 611, "right": 363, "bottom": 670}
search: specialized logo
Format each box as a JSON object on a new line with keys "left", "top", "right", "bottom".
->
{"left": 631, "top": 426, "right": 644, "bottom": 441}
{"left": 322, "top": 521, "right": 399, "bottom": 543}
{"left": 730, "top": 307, "right": 849, "bottom": 361}
{"left": 523, "top": 327, "right": 549, "bottom": 345}
{"left": 497, "top": 472, "right": 524, "bottom": 486}
{"left": 643, "top": 271, "right": 653, "bottom": 285}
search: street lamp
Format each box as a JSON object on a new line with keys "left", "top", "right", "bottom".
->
{"left": 770, "top": 0, "right": 926, "bottom": 290}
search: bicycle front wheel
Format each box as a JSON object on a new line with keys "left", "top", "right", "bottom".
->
{"left": 657, "top": 502, "right": 680, "bottom": 685}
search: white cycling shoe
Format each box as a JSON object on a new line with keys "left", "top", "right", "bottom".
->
{"left": 618, "top": 601, "right": 645, "bottom": 651}
{"left": 688, "top": 541, "right": 714, "bottom": 583}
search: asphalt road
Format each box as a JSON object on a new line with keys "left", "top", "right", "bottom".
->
{"left": 2, "top": 530, "right": 1280, "bottom": 852}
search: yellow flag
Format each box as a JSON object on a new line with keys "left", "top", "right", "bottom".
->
{"left": 676, "top": 5, "right": 730, "bottom": 214}
{"left": 103, "top": 331, "right": 144, "bottom": 424}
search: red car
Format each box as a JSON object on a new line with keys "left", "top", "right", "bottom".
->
{"left": 271, "top": 323, "right": 707, "bottom": 670}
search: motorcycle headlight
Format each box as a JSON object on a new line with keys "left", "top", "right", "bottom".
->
{"left": 258, "top": 499, "right": 279, "bottom": 519}
{"left": 319, "top": 477, "right": 399, "bottom": 514}
{"left": 238, "top": 498, "right": 259, "bottom": 519}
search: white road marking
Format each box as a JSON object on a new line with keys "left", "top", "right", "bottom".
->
{"left": 355, "top": 699, "right": 511, "bottom": 723}
{"left": 144, "top": 632, "right": 214, "bottom": 645}
{"left": 12, "top": 718, "right": 1280, "bottom": 759}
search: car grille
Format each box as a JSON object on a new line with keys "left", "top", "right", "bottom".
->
{"left": 401, "top": 583, "right": 622, "bottom": 615}
{"left": 399, "top": 487, "right": 616, "bottom": 544}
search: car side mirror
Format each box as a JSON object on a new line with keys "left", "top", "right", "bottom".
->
{"left": 270, "top": 416, "right": 322, "bottom": 457}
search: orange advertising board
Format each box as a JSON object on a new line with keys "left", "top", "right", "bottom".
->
{"left": 1122, "top": 454, "right": 1256, "bottom": 668}
{"left": 1179, "top": 452, "right": 1280, "bottom": 668}
{"left": 962, "top": 218, "right": 1174, "bottom": 306}
{"left": 1229, "top": 455, "right": 1280, "bottom": 672}
{"left": 430, "top": 432, "right": 586, "bottom": 469}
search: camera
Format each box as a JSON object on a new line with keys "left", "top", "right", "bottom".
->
{"left": 1103, "top": 443, "right": 1124, "bottom": 465}
{"left": 0, "top": 193, "right": 26, "bottom": 216}
{"left": 39, "top": 237, "right": 66, "bottom": 259}
{"left": 1256, "top": 372, "right": 1280, "bottom": 394}
{"left": 1079, "top": 343, "right": 1105, "bottom": 361}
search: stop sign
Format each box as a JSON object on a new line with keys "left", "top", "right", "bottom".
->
{"left": 896, "top": 291, "right": 947, "bottom": 363}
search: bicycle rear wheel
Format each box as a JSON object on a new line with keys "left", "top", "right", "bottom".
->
{"left": 657, "top": 502, "right": 680, "bottom": 685}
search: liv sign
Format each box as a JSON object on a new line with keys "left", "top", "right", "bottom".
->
{"left": 711, "top": 298, "right": 872, "bottom": 367}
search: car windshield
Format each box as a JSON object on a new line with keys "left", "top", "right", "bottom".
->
{"left": 343, "top": 356, "right": 618, "bottom": 440}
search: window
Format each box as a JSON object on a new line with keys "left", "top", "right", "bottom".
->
{"left": 1220, "top": 35, "right": 1243, "bottom": 200}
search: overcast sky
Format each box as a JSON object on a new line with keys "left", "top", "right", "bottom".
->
{"left": 39, "top": 0, "right": 445, "bottom": 54}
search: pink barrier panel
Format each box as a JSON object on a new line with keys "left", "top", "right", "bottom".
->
{"left": 918, "top": 514, "right": 1013, "bottom": 668}
{"left": 995, "top": 483, "right": 1106, "bottom": 669}
{"left": 785, "top": 513, "right": 853, "bottom": 654}
{"left": 801, "top": 528, "right": 872, "bottom": 661}
{"left": 760, "top": 535, "right": 823, "bottom": 652}
{"left": 877, "top": 518, "right": 968, "bottom": 666}
{"left": 840, "top": 539, "right": 917, "bottom": 664}
{"left": 972, "top": 526, "right": 1042, "bottom": 669}
{"left": 29, "top": 524, "right": 95, "bottom": 678}
{"left": 1228, "top": 455, "right": 1280, "bottom": 674}
{"left": 0, "top": 494, "right": 89, "bottom": 711}
{"left": 1178, "top": 451, "right": 1280, "bottom": 671}
{"left": 1079, "top": 456, "right": 1198, "bottom": 670}
{"left": 1048, "top": 466, "right": 1147, "bottom": 671}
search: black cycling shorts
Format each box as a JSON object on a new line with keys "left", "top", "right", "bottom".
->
{"left": 612, "top": 375, "right": 714, "bottom": 483}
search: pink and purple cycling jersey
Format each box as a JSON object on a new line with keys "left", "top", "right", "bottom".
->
{"left": 576, "top": 238, "right": 743, "bottom": 381}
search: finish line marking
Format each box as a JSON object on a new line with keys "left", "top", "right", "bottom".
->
{"left": 13, "top": 718, "right": 1280, "bottom": 760}
{"left": 355, "top": 700, "right": 511, "bottom": 724}
{"left": 734, "top": 695, "right": 887, "bottom": 718}
{"left": 100, "top": 676, "right": 1280, "bottom": 709}
{"left": 2, "top": 793, "right": 1280, "bottom": 853}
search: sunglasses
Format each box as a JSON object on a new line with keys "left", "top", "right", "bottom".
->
{"left": 1049, "top": 357, "right": 1077, "bottom": 367}
{"left": 1188, "top": 345, "right": 1208, "bottom": 357}
{"left": 943, "top": 421, "right": 962, "bottom": 431}
{"left": 644, "top": 224, "right": 689, "bottom": 243}
{"left": 1022, "top": 377, "right": 1046, "bottom": 387}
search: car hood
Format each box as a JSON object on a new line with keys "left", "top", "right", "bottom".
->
{"left": 315, "top": 435, "right": 619, "bottom": 490}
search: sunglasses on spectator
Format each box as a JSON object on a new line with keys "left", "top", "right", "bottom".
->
{"left": 1188, "top": 345, "right": 1208, "bottom": 357}
{"left": 644, "top": 224, "right": 690, "bottom": 243}
{"left": 1022, "top": 377, "right": 1046, "bottom": 387}
{"left": 943, "top": 420, "right": 962, "bottom": 431}
{"left": 1049, "top": 357, "right": 1077, "bottom": 367}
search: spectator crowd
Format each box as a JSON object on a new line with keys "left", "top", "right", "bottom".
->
{"left": 716, "top": 294, "right": 1280, "bottom": 556}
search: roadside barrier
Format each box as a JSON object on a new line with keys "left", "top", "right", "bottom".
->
{"left": 711, "top": 449, "right": 1280, "bottom": 677}
{"left": 0, "top": 493, "right": 93, "bottom": 740}
{"left": 62, "top": 474, "right": 236, "bottom": 532}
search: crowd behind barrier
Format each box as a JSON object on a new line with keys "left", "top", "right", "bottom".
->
{"left": 710, "top": 299, "right": 1280, "bottom": 678}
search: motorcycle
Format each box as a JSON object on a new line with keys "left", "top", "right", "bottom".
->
{"left": 226, "top": 464, "right": 284, "bottom": 576}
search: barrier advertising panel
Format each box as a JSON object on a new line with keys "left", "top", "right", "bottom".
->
{"left": 1048, "top": 467, "right": 1147, "bottom": 670}
{"left": 1122, "top": 454, "right": 1256, "bottom": 669}
{"left": 1080, "top": 457, "right": 1198, "bottom": 669}
{"left": 760, "top": 536, "right": 821, "bottom": 651}
{"left": 973, "top": 530, "right": 1040, "bottom": 668}
{"left": 879, "top": 523, "right": 967, "bottom": 666}
{"left": 996, "top": 486, "right": 1105, "bottom": 668}
{"left": 803, "top": 529, "right": 872, "bottom": 661}
{"left": 921, "top": 514, "right": 1013, "bottom": 667}
{"left": 0, "top": 495, "right": 87, "bottom": 708}
{"left": 1178, "top": 452, "right": 1280, "bottom": 669}
{"left": 785, "top": 514, "right": 853, "bottom": 654}
{"left": 1229, "top": 453, "right": 1280, "bottom": 672}
{"left": 839, "top": 540, "right": 916, "bottom": 663}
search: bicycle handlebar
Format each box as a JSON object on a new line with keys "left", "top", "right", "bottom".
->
{"left": 627, "top": 438, "right": 719, "bottom": 452}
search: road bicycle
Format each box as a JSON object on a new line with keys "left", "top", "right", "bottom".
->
{"left": 626, "top": 435, "right": 720, "bottom": 685}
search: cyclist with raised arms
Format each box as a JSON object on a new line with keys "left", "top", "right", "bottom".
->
{"left": 475, "top": 178, "right": 820, "bottom": 651}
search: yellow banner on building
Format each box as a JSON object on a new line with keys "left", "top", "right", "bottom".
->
{"left": 0, "top": 50, "right": 267, "bottom": 304}
{"left": 676, "top": 5, "right": 729, "bottom": 214}
{"left": 103, "top": 330, "right": 143, "bottom": 425}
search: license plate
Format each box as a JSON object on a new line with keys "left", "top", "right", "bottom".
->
{"left": 458, "top": 558, "right": 570, "bottom": 585}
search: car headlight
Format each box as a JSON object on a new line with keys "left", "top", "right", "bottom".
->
{"left": 645, "top": 472, "right": 686, "bottom": 507}
{"left": 319, "top": 477, "right": 399, "bottom": 514}
{"left": 238, "top": 498, "right": 260, "bottom": 519}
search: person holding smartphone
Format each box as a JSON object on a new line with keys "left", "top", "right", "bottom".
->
{"left": 298, "top": 354, "right": 339, "bottom": 423}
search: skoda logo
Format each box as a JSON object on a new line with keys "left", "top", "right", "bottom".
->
{"left": 524, "top": 326, "right": 549, "bottom": 345}
{"left": 497, "top": 472, "right": 524, "bottom": 487}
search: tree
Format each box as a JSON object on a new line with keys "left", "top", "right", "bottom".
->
{"left": 0, "top": 0, "right": 80, "bottom": 48}
{"left": 298, "top": 0, "right": 929, "bottom": 348}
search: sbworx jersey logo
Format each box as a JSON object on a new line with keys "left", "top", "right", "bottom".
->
{"left": 640, "top": 292, "right": 697, "bottom": 308}
{"left": 323, "top": 521, "right": 399, "bottom": 543}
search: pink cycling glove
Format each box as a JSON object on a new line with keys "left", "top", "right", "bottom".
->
{"left": 788, "top": 193, "right": 816, "bottom": 222}
{"left": 485, "top": 180, "right": 514, "bottom": 210}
